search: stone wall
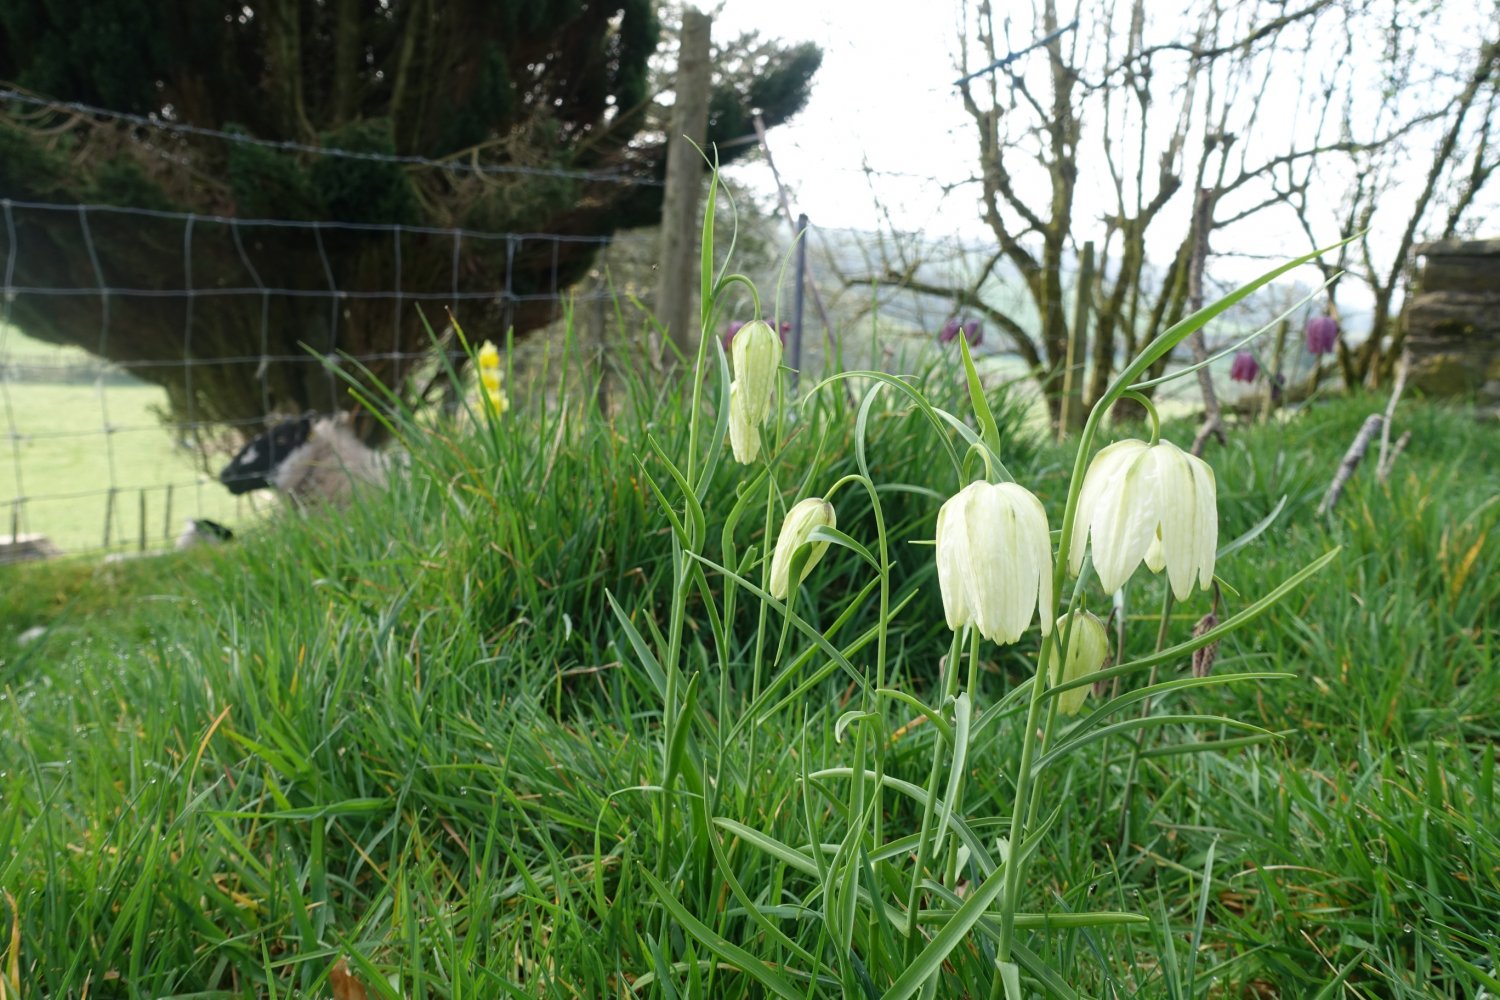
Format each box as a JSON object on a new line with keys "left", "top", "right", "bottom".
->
{"left": 1404, "top": 239, "right": 1500, "bottom": 409}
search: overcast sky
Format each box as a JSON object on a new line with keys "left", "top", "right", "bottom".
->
{"left": 709, "top": 0, "right": 1496, "bottom": 303}
{"left": 715, "top": 0, "right": 983, "bottom": 238}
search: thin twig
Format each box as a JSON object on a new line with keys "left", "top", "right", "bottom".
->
{"left": 1379, "top": 430, "right": 1412, "bottom": 484}
{"left": 1187, "top": 188, "right": 1225, "bottom": 455}
{"left": 1375, "top": 351, "right": 1411, "bottom": 479}
{"left": 1318, "top": 413, "right": 1384, "bottom": 515}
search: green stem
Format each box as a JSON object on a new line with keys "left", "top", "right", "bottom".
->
{"left": 990, "top": 626, "right": 1055, "bottom": 994}
{"left": 942, "top": 627, "right": 984, "bottom": 888}
{"left": 1117, "top": 389, "right": 1161, "bottom": 445}
{"left": 904, "top": 629, "right": 966, "bottom": 963}
{"left": 1116, "top": 586, "right": 1175, "bottom": 851}
{"left": 745, "top": 471, "right": 777, "bottom": 790}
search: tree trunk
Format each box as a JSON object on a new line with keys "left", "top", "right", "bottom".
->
{"left": 656, "top": 9, "right": 713, "bottom": 367}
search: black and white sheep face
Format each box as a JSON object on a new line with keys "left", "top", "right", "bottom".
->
{"left": 219, "top": 417, "right": 312, "bottom": 495}
{"left": 176, "top": 518, "right": 235, "bottom": 549}
{"left": 218, "top": 413, "right": 388, "bottom": 508}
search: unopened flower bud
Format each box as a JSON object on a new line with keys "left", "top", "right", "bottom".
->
{"left": 770, "top": 497, "right": 836, "bottom": 600}
{"left": 728, "top": 381, "right": 762, "bottom": 463}
{"left": 1047, "top": 611, "right": 1110, "bottom": 715}
{"left": 727, "top": 320, "right": 781, "bottom": 464}
{"left": 1190, "top": 612, "right": 1220, "bottom": 678}
{"left": 730, "top": 319, "right": 781, "bottom": 426}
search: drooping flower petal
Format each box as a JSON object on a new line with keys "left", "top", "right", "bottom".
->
{"left": 1229, "top": 351, "right": 1259, "bottom": 383}
{"left": 935, "top": 481, "right": 1053, "bottom": 645}
{"left": 1305, "top": 315, "right": 1339, "bottom": 355}
{"left": 1069, "top": 440, "right": 1148, "bottom": 578}
{"left": 938, "top": 317, "right": 983, "bottom": 347}
{"left": 1071, "top": 439, "right": 1217, "bottom": 598}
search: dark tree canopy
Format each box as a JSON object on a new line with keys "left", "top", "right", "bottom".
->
{"left": 0, "top": 1, "right": 820, "bottom": 435}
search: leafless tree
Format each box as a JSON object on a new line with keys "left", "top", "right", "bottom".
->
{"left": 1281, "top": 14, "right": 1500, "bottom": 389}
{"left": 850, "top": 0, "right": 1496, "bottom": 431}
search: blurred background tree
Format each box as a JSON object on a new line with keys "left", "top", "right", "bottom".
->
{"left": 0, "top": 0, "right": 821, "bottom": 436}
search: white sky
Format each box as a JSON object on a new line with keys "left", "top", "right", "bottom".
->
{"left": 715, "top": 0, "right": 982, "bottom": 237}
{"left": 710, "top": 0, "right": 1496, "bottom": 300}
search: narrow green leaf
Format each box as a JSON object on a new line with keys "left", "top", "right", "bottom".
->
{"left": 877, "top": 688, "right": 955, "bottom": 745}
{"left": 1033, "top": 715, "right": 1276, "bottom": 775}
{"left": 605, "top": 590, "right": 667, "bottom": 697}
{"left": 809, "top": 525, "right": 881, "bottom": 572}
{"left": 807, "top": 369, "right": 965, "bottom": 479}
{"left": 1217, "top": 495, "right": 1288, "bottom": 561}
{"left": 879, "top": 862, "right": 1009, "bottom": 1000}
{"left": 1128, "top": 272, "right": 1339, "bottom": 390}
{"left": 1052, "top": 546, "right": 1342, "bottom": 696}
{"left": 640, "top": 867, "right": 806, "bottom": 1000}
{"left": 958, "top": 332, "right": 1006, "bottom": 471}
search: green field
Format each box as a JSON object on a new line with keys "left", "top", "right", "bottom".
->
{"left": 1, "top": 330, "right": 255, "bottom": 553}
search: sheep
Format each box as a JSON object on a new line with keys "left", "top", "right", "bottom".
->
{"left": 175, "top": 518, "right": 234, "bottom": 550}
{"left": 219, "top": 413, "right": 388, "bottom": 508}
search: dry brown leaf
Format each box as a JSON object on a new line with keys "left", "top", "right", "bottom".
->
{"left": 330, "top": 957, "right": 368, "bottom": 1000}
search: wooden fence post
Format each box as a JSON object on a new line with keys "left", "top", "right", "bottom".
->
{"left": 655, "top": 9, "right": 713, "bottom": 369}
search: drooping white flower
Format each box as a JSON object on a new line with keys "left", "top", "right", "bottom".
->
{"left": 727, "top": 381, "right": 761, "bottom": 463}
{"left": 1046, "top": 610, "right": 1110, "bottom": 715}
{"left": 1069, "top": 439, "right": 1217, "bottom": 600}
{"left": 935, "top": 481, "right": 1054, "bottom": 645}
{"left": 731, "top": 320, "right": 781, "bottom": 420}
{"left": 769, "top": 497, "right": 837, "bottom": 600}
{"left": 726, "top": 319, "right": 782, "bottom": 463}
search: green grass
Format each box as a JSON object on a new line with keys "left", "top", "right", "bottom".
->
{"left": 2, "top": 329, "right": 250, "bottom": 553}
{"left": 2, "top": 317, "right": 1497, "bottom": 999}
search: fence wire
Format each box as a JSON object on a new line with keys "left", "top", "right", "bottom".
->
{"left": 1, "top": 200, "right": 1048, "bottom": 559}
{"left": 0, "top": 196, "right": 666, "bottom": 558}
{"left": 0, "top": 87, "right": 1118, "bottom": 562}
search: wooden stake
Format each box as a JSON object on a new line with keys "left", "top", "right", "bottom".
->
{"left": 1059, "top": 241, "right": 1094, "bottom": 440}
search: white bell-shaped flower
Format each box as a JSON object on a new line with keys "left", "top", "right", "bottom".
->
{"left": 769, "top": 497, "right": 836, "bottom": 600}
{"left": 1046, "top": 610, "right": 1110, "bottom": 715}
{"left": 727, "top": 320, "right": 781, "bottom": 463}
{"left": 935, "top": 481, "right": 1054, "bottom": 645}
{"left": 1069, "top": 439, "right": 1217, "bottom": 600}
{"left": 730, "top": 320, "right": 781, "bottom": 419}
{"left": 727, "top": 381, "right": 762, "bottom": 463}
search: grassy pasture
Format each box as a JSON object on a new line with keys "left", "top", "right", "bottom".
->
{"left": 1, "top": 329, "right": 251, "bottom": 553}
{"left": 1, "top": 319, "right": 1497, "bottom": 998}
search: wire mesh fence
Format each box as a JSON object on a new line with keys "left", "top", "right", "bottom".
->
{"left": 1, "top": 198, "right": 1057, "bottom": 561}
{"left": 0, "top": 196, "right": 667, "bottom": 559}
{"left": 3, "top": 85, "right": 1260, "bottom": 564}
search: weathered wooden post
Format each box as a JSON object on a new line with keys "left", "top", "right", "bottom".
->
{"left": 655, "top": 9, "right": 712, "bottom": 370}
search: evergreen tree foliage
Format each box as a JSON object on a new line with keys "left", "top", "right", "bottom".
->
{"left": 0, "top": 1, "right": 820, "bottom": 435}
